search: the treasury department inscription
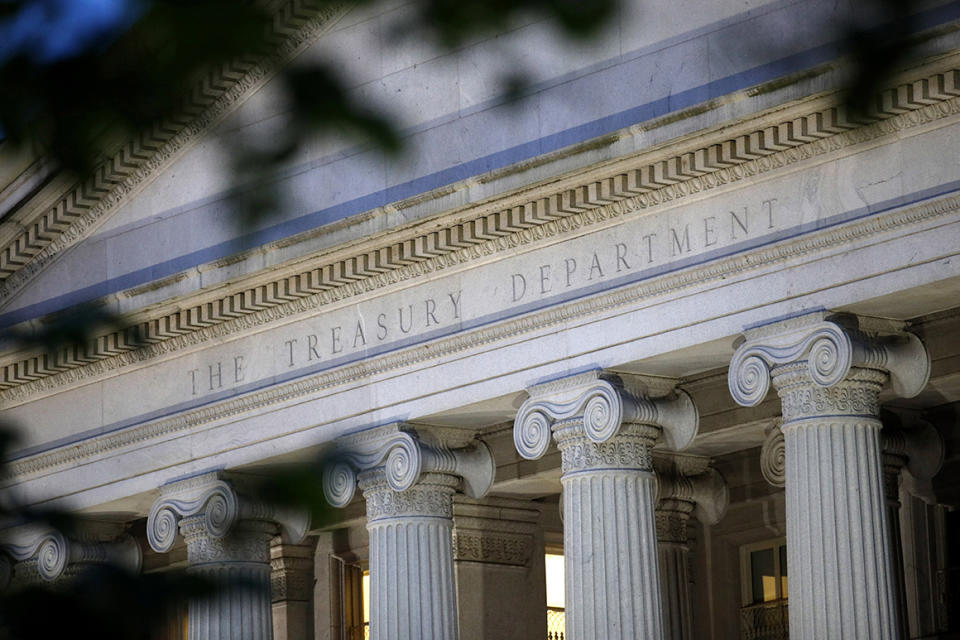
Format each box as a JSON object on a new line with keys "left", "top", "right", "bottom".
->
{"left": 7, "top": 183, "right": 799, "bottom": 447}
{"left": 183, "top": 199, "right": 780, "bottom": 398}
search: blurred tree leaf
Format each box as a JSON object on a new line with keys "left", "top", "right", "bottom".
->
{"left": 0, "top": 303, "right": 130, "bottom": 357}
{"left": 0, "top": 565, "right": 214, "bottom": 640}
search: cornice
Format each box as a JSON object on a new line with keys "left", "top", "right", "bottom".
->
{"left": 2, "top": 66, "right": 960, "bottom": 402}
{"left": 0, "top": 0, "right": 349, "bottom": 295}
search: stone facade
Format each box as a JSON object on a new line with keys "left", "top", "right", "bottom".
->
{"left": 2, "top": 0, "right": 960, "bottom": 639}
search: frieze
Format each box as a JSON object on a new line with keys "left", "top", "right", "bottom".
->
{"left": 3, "top": 66, "right": 960, "bottom": 401}
{"left": 654, "top": 509, "right": 692, "bottom": 545}
{"left": 179, "top": 516, "right": 275, "bottom": 565}
{"left": 271, "top": 563, "right": 314, "bottom": 602}
{"left": 451, "top": 530, "right": 533, "bottom": 567}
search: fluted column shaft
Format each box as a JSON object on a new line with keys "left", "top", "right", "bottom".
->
{"left": 322, "top": 425, "right": 495, "bottom": 640}
{"left": 653, "top": 456, "right": 727, "bottom": 640}
{"left": 777, "top": 364, "right": 898, "bottom": 639}
{"left": 655, "top": 501, "right": 694, "bottom": 640}
{"left": 360, "top": 470, "right": 459, "bottom": 640}
{"left": 514, "top": 372, "right": 698, "bottom": 640}
{"left": 556, "top": 420, "right": 664, "bottom": 640}
{"left": 182, "top": 517, "right": 276, "bottom": 640}
{"left": 729, "top": 313, "right": 930, "bottom": 639}
{"left": 881, "top": 446, "right": 909, "bottom": 640}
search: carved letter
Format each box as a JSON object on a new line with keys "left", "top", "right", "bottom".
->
{"left": 307, "top": 334, "right": 321, "bottom": 361}
{"left": 564, "top": 258, "right": 577, "bottom": 287}
{"left": 377, "top": 313, "right": 388, "bottom": 340}
{"left": 331, "top": 326, "right": 343, "bottom": 354}
{"left": 233, "top": 355, "right": 245, "bottom": 383}
{"left": 670, "top": 225, "right": 691, "bottom": 256}
{"left": 208, "top": 362, "right": 222, "bottom": 390}
{"left": 764, "top": 198, "right": 777, "bottom": 229}
{"left": 189, "top": 369, "right": 201, "bottom": 395}
{"left": 588, "top": 252, "right": 604, "bottom": 280}
{"left": 399, "top": 305, "right": 414, "bottom": 334}
{"left": 539, "top": 265, "right": 552, "bottom": 294}
{"left": 511, "top": 274, "right": 527, "bottom": 302}
{"left": 642, "top": 233, "right": 656, "bottom": 263}
{"left": 284, "top": 339, "right": 298, "bottom": 368}
{"left": 353, "top": 320, "right": 367, "bottom": 347}
{"left": 448, "top": 291, "right": 462, "bottom": 319}
{"left": 730, "top": 207, "right": 748, "bottom": 239}
{"left": 425, "top": 299, "right": 439, "bottom": 326}
{"left": 703, "top": 216, "right": 717, "bottom": 247}
{"left": 615, "top": 243, "right": 630, "bottom": 272}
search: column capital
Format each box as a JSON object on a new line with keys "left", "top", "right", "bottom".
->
{"left": 0, "top": 522, "right": 141, "bottom": 584}
{"left": 514, "top": 370, "right": 698, "bottom": 461}
{"left": 881, "top": 416, "right": 944, "bottom": 481}
{"left": 146, "top": 471, "right": 309, "bottom": 554}
{"left": 654, "top": 453, "right": 729, "bottom": 530}
{"left": 322, "top": 423, "right": 495, "bottom": 509}
{"left": 728, "top": 312, "right": 930, "bottom": 409}
{"left": 759, "top": 419, "right": 786, "bottom": 487}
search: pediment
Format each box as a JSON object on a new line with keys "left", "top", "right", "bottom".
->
{"left": 0, "top": 1, "right": 350, "bottom": 313}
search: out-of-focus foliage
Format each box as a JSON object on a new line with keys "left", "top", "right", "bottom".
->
{"left": 840, "top": 0, "right": 925, "bottom": 117}
{"left": 0, "top": 565, "right": 209, "bottom": 640}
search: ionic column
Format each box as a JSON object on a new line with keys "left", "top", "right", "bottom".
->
{"left": 271, "top": 536, "right": 316, "bottom": 640}
{"left": 513, "top": 371, "right": 699, "bottom": 640}
{"left": 0, "top": 522, "right": 141, "bottom": 588}
{"left": 729, "top": 312, "right": 930, "bottom": 639}
{"left": 880, "top": 416, "right": 944, "bottom": 639}
{"left": 654, "top": 454, "right": 728, "bottom": 640}
{"left": 147, "top": 472, "right": 309, "bottom": 640}
{"left": 322, "top": 424, "right": 495, "bottom": 640}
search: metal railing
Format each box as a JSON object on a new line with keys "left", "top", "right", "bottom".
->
{"left": 740, "top": 599, "right": 789, "bottom": 640}
{"left": 547, "top": 606, "right": 566, "bottom": 640}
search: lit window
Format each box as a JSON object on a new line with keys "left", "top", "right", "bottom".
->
{"left": 545, "top": 553, "right": 565, "bottom": 639}
{"left": 362, "top": 570, "right": 370, "bottom": 640}
{"left": 739, "top": 538, "right": 788, "bottom": 640}
{"left": 740, "top": 539, "right": 788, "bottom": 604}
